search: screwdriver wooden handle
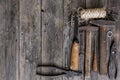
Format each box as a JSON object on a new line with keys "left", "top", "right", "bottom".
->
{"left": 70, "top": 41, "right": 79, "bottom": 71}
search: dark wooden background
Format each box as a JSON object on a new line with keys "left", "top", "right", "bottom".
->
{"left": 0, "top": 0, "right": 120, "bottom": 80}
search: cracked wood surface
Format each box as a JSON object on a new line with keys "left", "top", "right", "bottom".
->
{"left": 0, "top": 0, "right": 120, "bottom": 80}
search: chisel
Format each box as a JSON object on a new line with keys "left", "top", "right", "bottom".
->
{"left": 90, "top": 20, "right": 115, "bottom": 75}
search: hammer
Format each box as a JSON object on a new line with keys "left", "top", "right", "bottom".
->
{"left": 79, "top": 26, "right": 98, "bottom": 80}
{"left": 90, "top": 20, "right": 116, "bottom": 75}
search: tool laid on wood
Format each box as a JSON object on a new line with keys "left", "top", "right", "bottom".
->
{"left": 77, "top": 7, "right": 117, "bottom": 79}
{"left": 36, "top": 7, "right": 117, "bottom": 79}
{"left": 70, "top": 40, "right": 79, "bottom": 71}
{"left": 108, "top": 41, "right": 117, "bottom": 80}
{"left": 36, "top": 64, "right": 82, "bottom": 77}
{"left": 36, "top": 40, "right": 82, "bottom": 77}
{"left": 79, "top": 26, "right": 98, "bottom": 80}
{"left": 90, "top": 20, "right": 115, "bottom": 75}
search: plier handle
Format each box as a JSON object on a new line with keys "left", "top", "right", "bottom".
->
{"left": 36, "top": 65, "right": 82, "bottom": 77}
{"left": 108, "top": 41, "right": 117, "bottom": 79}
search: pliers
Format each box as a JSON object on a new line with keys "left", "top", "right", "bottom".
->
{"left": 36, "top": 65, "right": 82, "bottom": 77}
{"left": 108, "top": 41, "right": 117, "bottom": 80}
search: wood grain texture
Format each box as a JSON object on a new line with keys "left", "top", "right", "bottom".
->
{"left": 0, "top": 0, "right": 19, "bottom": 80}
{"left": 41, "top": 0, "right": 64, "bottom": 80}
{"left": 86, "top": 0, "right": 102, "bottom": 8}
{"left": 0, "top": 0, "right": 7, "bottom": 80}
{"left": 0, "top": 0, "right": 120, "bottom": 80}
{"left": 19, "top": 0, "right": 41, "bottom": 80}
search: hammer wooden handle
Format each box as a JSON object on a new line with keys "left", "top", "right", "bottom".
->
{"left": 70, "top": 41, "right": 79, "bottom": 71}
{"left": 85, "top": 31, "right": 92, "bottom": 79}
{"left": 93, "top": 52, "right": 98, "bottom": 72}
{"left": 93, "top": 34, "right": 98, "bottom": 72}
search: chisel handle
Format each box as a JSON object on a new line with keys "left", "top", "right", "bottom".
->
{"left": 70, "top": 41, "right": 79, "bottom": 71}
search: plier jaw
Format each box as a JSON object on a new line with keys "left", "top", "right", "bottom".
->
{"left": 108, "top": 41, "right": 117, "bottom": 79}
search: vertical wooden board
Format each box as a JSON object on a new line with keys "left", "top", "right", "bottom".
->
{"left": 86, "top": 0, "right": 102, "bottom": 8}
{"left": 19, "top": 0, "right": 41, "bottom": 80}
{"left": 99, "top": 0, "right": 108, "bottom": 8}
{"left": 5, "top": 0, "right": 19, "bottom": 79}
{"left": 0, "top": 0, "right": 19, "bottom": 80}
{"left": 116, "top": 22, "right": 120, "bottom": 80}
{"left": 41, "top": 0, "right": 63, "bottom": 80}
{"left": 0, "top": 0, "right": 6, "bottom": 80}
{"left": 70, "top": 0, "right": 86, "bottom": 9}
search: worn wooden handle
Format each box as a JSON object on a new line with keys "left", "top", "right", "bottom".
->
{"left": 70, "top": 41, "right": 79, "bottom": 71}
{"left": 93, "top": 52, "right": 98, "bottom": 72}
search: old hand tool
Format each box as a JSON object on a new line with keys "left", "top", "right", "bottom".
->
{"left": 36, "top": 40, "right": 82, "bottom": 77}
{"left": 108, "top": 41, "right": 117, "bottom": 80}
{"left": 36, "top": 65, "right": 82, "bottom": 77}
{"left": 79, "top": 26, "right": 98, "bottom": 80}
{"left": 90, "top": 20, "right": 115, "bottom": 75}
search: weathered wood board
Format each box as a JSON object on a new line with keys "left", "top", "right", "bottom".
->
{"left": 0, "top": 0, "right": 19, "bottom": 80}
{"left": 0, "top": 0, "right": 120, "bottom": 80}
{"left": 19, "top": 0, "right": 41, "bottom": 80}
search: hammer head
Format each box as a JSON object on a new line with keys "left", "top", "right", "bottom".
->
{"left": 90, "top": 20, "right": 115, "bottom": 27}
{"left": 79, "top": 26, "right": 98, "bottom": 32}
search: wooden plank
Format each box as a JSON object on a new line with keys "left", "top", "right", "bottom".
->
{"left": 86, "top": 0, "right": 102, "bottom": 8}
{"left": 41, "top": 0, "right": 64, "bottom": 80}
{"left": 0, "top": 0, "right": 19, "bottom": 80}
{"left": 0, "top": 0, "right": 6, "bottom": 80}
{"left": 19, "top": 0, "right": 41, "bottom": 80}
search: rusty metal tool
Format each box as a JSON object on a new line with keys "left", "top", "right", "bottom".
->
{"left": 79, "top": 26, "right": 98, "bottom": 80}
{"left": 108, "top": 41, "right": 117, "bottom": 80}
{"left": 90, "top": 20, "right": 115, "bottom": 75}
{"left": 36, "top": 40, "right": 82, "bottom": 77}
{"left": 36, "top": 64, "right": 82, "bottom": 77}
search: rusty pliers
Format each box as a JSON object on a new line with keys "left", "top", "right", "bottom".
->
{"left": 36, "top": 65, "right": 82, "bottom": 77}
{"left": 108, "top": 41, "right": 117, "bottom": 80}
